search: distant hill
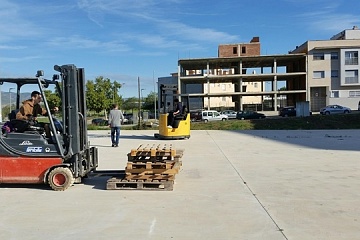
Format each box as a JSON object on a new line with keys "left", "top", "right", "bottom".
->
{"left": 1, "top": 92, "right": 31, "bottom": 107}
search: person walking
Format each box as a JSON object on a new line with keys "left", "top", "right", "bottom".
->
{"left": 108, "top": 103, "right": 124, "bottom": 147}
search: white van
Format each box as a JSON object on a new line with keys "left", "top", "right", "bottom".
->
{"left": 201, "top": 110, "right": 228, "bottom": 122}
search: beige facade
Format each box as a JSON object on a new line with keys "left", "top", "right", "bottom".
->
{"left": 203, "top": 79, "right": 262, "bottom": 109}
{"left": 291, "top": 27, "right": 360, "bottom": 111}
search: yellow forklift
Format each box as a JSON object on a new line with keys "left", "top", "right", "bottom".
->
{"left": 154, "top": 84, "right": 190, "bottom": 140}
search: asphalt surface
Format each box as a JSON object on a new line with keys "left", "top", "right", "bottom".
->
{"left": 1, "top": 129, "right": 359, "bottom": 240}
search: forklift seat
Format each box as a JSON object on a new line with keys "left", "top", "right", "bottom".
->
{"left": 8, "top": 109, "right": 19, "bottom": 121}
{"left": 10, "top": 119, "right": 44, "bottom": 134}
{"left": 174, "top": 105, "right": 188, "bottom": 120}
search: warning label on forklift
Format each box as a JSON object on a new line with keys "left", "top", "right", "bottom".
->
{"left": 26, "top": 147, "right": 42, "bottom": 153}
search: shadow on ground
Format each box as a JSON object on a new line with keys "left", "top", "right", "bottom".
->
{"left": 227, "top": 129, "right": 360, "bottom": 151}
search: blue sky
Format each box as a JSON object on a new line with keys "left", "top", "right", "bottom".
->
{"left": 0, "top": 0, "right": 359, "bottom": 98}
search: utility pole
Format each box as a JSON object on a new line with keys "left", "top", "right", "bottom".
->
{"left": 153, "top": 70, "right": 157, "bottom": 120}
{"left": 138, "top": 77, "right": 141, "bottom": 129}
{"left": 9, "top": 88, "right": 15, "bottom": 114}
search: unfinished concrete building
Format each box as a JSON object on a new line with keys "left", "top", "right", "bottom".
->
{"left": 173, "top": 37, "right": 307, "bottom": 112}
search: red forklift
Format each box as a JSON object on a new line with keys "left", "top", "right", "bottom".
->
{"left": 0, "top": 64, "right": 98, "bottom": 191}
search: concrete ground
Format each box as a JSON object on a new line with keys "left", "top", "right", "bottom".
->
{"left": 1, "top": 129, "right": 359, "bottom": 240}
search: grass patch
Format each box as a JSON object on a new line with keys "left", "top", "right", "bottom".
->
{"left": 189, "top": 113, "right": 360, "bottom": 130}
{"left": 85, "top": 113, "right": 360, "bottom": 130}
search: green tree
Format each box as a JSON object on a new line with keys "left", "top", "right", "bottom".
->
{"left": 2, "top": 105, "right": 11, "bottom": 120}
{"left": 85, "top": 76, "right": 124, "bottom": 116}
{"left": 142, "top": 91, "right": 157, "bottom": 111}
{"left": 43, "top": 90, "right": 61, "bottom": 110}
{"left": 122, "top": 97, "right": 139, "bottom": 113}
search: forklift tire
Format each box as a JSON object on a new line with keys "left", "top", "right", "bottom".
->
{"left": 48, "top": 167, "right": 74, "bottom": 191}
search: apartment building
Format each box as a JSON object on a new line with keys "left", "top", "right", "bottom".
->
{"left": 291, "top": 26, "right": 360, "bottom": 111}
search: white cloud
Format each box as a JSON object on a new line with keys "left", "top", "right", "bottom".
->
{"left": 0, "top": 55, "right": 42, "bottom": 63}
{"left": 0, "top": 45, "right": 26, "bottom": 50}
{"left": 76, "top": 0, "right": 239, "bottom": 44}
{"left": 46, "top": 35, "right": 131, "bottom": 52}
{"left": 0, "top": 0, "right": 42, "bottom": 43}
{"left": 293, "top": 1, "right": 359, "bottom": 33}
{"left": 159, "top": 21, "right": 239, "bottom": 43}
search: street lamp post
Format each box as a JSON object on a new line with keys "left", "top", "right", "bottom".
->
{"left": 141, "top": 88, "right": 145, "bottom": 107}
{"left": 153, "top": 71, "right": 157, "bottom": 120}
{"left": 9, "top": 88, "right": 15, "bottom": 114}
{"left": 141, "top": 88, "right": 145, "bottom": 122}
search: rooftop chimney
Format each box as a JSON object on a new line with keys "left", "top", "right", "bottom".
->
{"left": 250, "top": 37, "right": 260, "bottom": 43}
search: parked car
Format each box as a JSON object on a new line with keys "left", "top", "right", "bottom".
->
{"left": 123, "top": 113, "right": 134, "bottom": 124}
{"left": 320, "top": 105, "right": 351, "bottom": 115}
{"left": 279, "top": 106, "right": 297, "bottom": 117}
{"left": 358, "top": 101, "right": 360, "bottom": 111}
{"left": 190, "top": 111, "right": 202, "bottom": 122}
{"left": 201, "top": 110, "right": 228, "bottom": 122}
{"left": 220, "top": 110, "right": 237, "bottom": 119}
{"left": 91, "top": 118, "right": 108, "bottom": 126}
{"left": 236, "top": 111, "right": 266, "bottom": 120}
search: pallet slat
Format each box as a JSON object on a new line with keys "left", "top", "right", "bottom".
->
{"left": 125, "top": 161, "right": 181, "bottom": 175}
{"left": 130, "top": 144, "right": 176, "bottom": 157}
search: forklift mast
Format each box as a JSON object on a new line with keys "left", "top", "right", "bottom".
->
{"left": 54, "top": 64, "right": 97, "bottom": 177}
{"left": 159, "top": 84, "right": 178, "bottom": 113}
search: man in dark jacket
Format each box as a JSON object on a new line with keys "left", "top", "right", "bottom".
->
{"left": 167, "top": 98, "right": 182, "bottom": 128}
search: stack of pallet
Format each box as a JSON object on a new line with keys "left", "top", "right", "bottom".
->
{"left": 106, "top": 144, "right": 184, "bottom": 191}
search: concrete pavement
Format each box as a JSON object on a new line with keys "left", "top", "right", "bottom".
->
{"left": 1, "top": 129, "right": 359, "bottom": 240}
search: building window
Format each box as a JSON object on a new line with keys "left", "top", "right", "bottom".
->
{"left": 331, "top": 91, "right": 339, "bottom": 98}
{"left": 345, "top": 70, "right": 359, "bottom": 84}
{"left": 241, "top": 46, "right": 246, "bottom": 54}
{"left": 345, "top": 51, "right": 358, "bottom": 65}
{"left": 233, "top": 47, "right": 237, "bottom": 54}
{"left": 349, "top": 91, "right": 360, "bottom": 97}
{"left": 331, "top": 70, "right": 339, "bottom": 78}
{"left": 313, "top": 71, "right": 325, "bottom": 79}
{"left": 254, "top": 82, "right": 258, "bottom": 88}
{"left": 331, "top": 52, "right": 338, "bottom": 60}
{"left": 313, "top": 53, "right": 324, "bottom": 60}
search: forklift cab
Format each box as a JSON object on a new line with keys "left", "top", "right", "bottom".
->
{"left": 0, "top": 65, "right": 98, "bottom": 191}
{"left": 154, "top": 84, "right": 190, "bottom": 140}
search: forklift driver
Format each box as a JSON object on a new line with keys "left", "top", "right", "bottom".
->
{"left": 167, "top": 98, "right": 182, "bottom": 129}
{"left": 16, "top": 91, "right": 58, "bottom": 138}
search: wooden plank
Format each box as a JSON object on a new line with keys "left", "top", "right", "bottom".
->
{"left": 127, "top": 154, "right": 176, "bottom": 162}
{"left": 126, "top": 161, "right": 176, "bottom": 170}
{"left": 125, "top": 174, "right": 175, "bottom": 181}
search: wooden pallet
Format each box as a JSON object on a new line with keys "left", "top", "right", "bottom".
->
{"left": 128, "top": 144, "right": 184, "bottom": 162}
{"left": 106, "top": 178, "right": 174, "bottom": 191}
{"left": 125, "top": 161, "right": 181, "bottom": 175}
